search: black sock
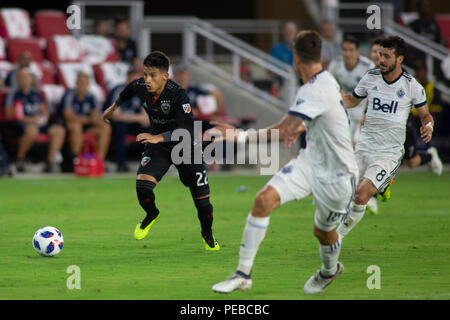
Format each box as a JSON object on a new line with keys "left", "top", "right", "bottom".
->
{"left": 419, "top": 152, "right": 432, "bottom": 166}
{"left": 136, "top": 180, "right": 159, "bottom": 229}
{"left": 198, "top": 208, "right": 213, "bottom": 237}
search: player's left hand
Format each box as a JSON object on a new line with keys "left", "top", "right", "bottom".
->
{"left": 420, "top": 124, "right": 433, "bottom": 143}
{"left": 136, "top": 133, "right": 163, "bottom": 144}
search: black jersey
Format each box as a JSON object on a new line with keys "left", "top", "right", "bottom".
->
{"left": 115, "top": 78, "right": 194, "bottom": 141}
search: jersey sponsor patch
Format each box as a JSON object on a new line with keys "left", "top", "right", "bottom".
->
{"left": 182, "top": 103, "right": 191, "bottom": 113}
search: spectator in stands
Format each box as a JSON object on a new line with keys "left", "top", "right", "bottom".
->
{"left": 320, "top": 20, "right": 341, "bottom": 69}
{"left": 415, "top": 64, "right": 443, "bottom": 114}
{"left": 270, "top": 21, "right": 298, "bottom": 67}
{"left": 409, "top": 0, "right": 444, "bottom": 45}
{"left": 4, "top": 69, "right": 66, "bottom": 173}
{"left": 60, "top": 71, "right": 111, "bottom": 162}
{"left": 103, "top": 69, "right": 148, "bottom": 172}
{"left": 5, "top": 51, "right": 39, "bottom": 89}
{"left": 173, "top": 64, "right": 227, "bottom": 121}
{"left": 369, "top": 38, "right": 383, "bottom": 66}
{"left": 114, "top": 20, "right": 139, "bottom": 68}
{"left": 94, "top": 19, "right": 110, "bottom": 37}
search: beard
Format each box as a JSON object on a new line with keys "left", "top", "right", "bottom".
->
{"left": 380, "top": 61, "right": 397, "bottom": 75}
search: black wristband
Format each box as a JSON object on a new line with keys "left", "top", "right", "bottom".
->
{"left": 161, "top": 131, "right": 172, "bottom": 142}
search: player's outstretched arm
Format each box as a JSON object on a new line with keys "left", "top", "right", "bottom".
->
{"left": 416, "top": 104, "right": 434, "bottom": 143}
{"left": 102, "top": 103, "right": 119, "bottom": 124}
{"left": 209, "top": 114, "right": 304, "bottom": 148}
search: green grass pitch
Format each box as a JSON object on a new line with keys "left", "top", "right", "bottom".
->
{"left": 0, "top": 171, "right": 449, "bottom": 300}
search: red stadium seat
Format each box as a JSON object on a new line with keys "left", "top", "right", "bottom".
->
{"left": 79, "top": 35, "right": 120, "bottom": 64}
{"left": 37, "top": 62, "right": 56, "bottom": 85}
{"left": 47, "top": 35, "right": 83, "bottom": 64}
{"left": 7, "top": 38, "right": 44, "bottom": 63}
{"left": 436, "top": 15, "right": 450, "bottom": 49}
{"left": 93, "top": 62, "right": 129, "bottom": 91}
{"left": 0, "top": 8, "right": 32, "bottom": 39}
{"left": 34, "top": 10, "right": 68, "bottom": 38}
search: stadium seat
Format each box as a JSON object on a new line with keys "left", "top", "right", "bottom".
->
{"left": 79, "top": 35, "right": 120, "bottom": 65}
{"left": 34, "top": 10, "right": 68, "bottom": 38}
{"left": 46, "top": 35, "right": 83, "bottom": 64}
{"left": 56, "top": 62, "right": 105, "bottom": 105}
{"left": 7, "top": 38, "right": 44, "bottom": 63}
{"left": 40, "top": 84, "right": 65, "bottom": 114}
{"left": 0, "top": 8, "right": 32, "bottom": 39}
{"left": 93, "top": 62, "right": 129, "bottom": 91}
{"left": 436, "top": 15, "right": 450, "bottom": 49}
{"left": 37, "top": 62, "right": 56, "bottom": 85}
{"left": 0, "top": 37, "right": 13, "bottom": 80}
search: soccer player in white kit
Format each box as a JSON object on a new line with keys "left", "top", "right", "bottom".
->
{"left": 210, "top": 30, "right": 358, "bottom": 294}
{"left": 328, "top": 36, "right": 375, "bottom": 144}
{"left": 337, "top": 36, "right": 435, "bottom": 237}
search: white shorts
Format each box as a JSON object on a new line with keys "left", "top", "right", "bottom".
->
{"left": 355, "top": 151, "right": 402, "bottom": 192}
{"left": 267, "top": 155, "right": 356, "bottom": 232}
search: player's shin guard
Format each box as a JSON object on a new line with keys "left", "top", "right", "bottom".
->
{"left": 194, "top": 197, "right": 214, "bottom": 236}
{"left": 237, "top": 214, "right": 270, "bottom": 276}
{"left": 319, "top": 234, "right": 342, "bottom": 277}
{"left": 337, "top": 202, "right": 366, "bottom": 237}
{"left": 136, "top": 180, "right": 159, "bottom": 229}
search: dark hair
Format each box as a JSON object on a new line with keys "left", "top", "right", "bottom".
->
{"left": 293, "top": 30, "right": 322, "bottom": 64}
{"left": 379, "top": 36, "right": 407, "bottom": 58}
{"left": 342, "top": 35, "right": 359, "bottom": 48}
{"left": 143, "top": 51, "right": 170, "bottom": 72}
{"left": 370, "top": 37, "right": 383, "bottom": 48}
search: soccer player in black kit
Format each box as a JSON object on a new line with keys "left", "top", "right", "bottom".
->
{"left": 103, "top": 51, "right": 219, "bottom": 250}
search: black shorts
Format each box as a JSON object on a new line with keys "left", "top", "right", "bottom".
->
{"left": 403, "top": 117, "right": 417, "bottom": 160}
{"left": 137, "top": 143, "right": 210, "bottom": 198}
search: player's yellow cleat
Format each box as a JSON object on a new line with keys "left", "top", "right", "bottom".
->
{"left": 134, "top": 214, "right": 160, "bottom": 240}
{"left": 380, "top": 179, "right": 395, "bottom": 202}
{"left": 202, "top": 235, "right": 220, "bottom": 251}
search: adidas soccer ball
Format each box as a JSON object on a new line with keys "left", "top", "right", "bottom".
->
{"left": 32, "top": 226, "right": 64, "bottom": 257}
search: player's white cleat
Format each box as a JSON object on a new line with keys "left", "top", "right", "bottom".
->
{"left": 304, "top": 262, "right": 344, "bottom": 294}
{"left": 212, "top": 271, "right": 252, "bottom": 294}
{"left": 366, "top": 196, "right": 378, "bottom": 215}
{"left": 428, "top": 147, "right": 443, "bottom": 176}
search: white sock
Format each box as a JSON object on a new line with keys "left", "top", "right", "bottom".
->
{"left": 319, "top": 234, "right": 342, "bottom": 277}
{"left": 337, "top": 202, "right": 366, "bottom": 237}
{"left": 237, "top": 214, "right": 270, "bottom": 276}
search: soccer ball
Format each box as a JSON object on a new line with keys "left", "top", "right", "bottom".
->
{"left": 32, "top": 226, "right": 64, "bottom": 257}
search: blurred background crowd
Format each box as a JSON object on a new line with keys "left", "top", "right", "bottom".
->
{"left": 0, "top": 0, "right": 449, "bottom": 177}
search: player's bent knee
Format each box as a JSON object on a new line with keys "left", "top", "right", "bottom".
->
{"left": 313, "top": 225, "right": 338, "bottom": 245}
{"left": 136, "top": 179, "right": 156, "bottom": 203}
{"left": 254, "top": 186, "right": 280, "bottom": 214}
{"left": 136, "top": 174, "right": 158, "bottom": 184}
{"left": 194, "top": 197, "right": 213, "bottom": 215}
